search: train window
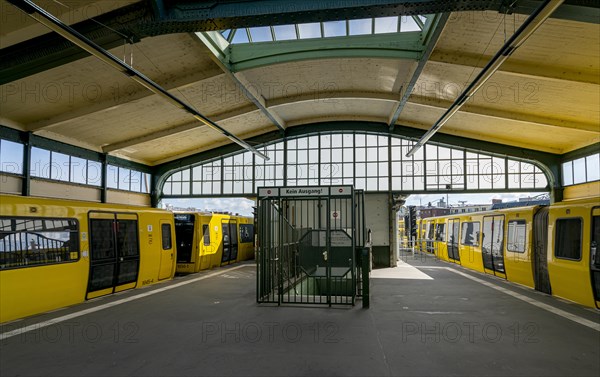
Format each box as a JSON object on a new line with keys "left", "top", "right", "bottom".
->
{"left": 426, "top": 222, "right": 435, "bottom": 240}
{"left": 555, "top": 218, "right": 582, "bottom": 260}
{"left": 240, "top": 224, "right": 254, "bottom": 243}
{"left": 507, "top": 220, "right": 527, "bottom": 253}
{"left": 447, "top": 219, "right": 459, "bottom": 244}
{"left": 461, "top": 222, "right": 480, "bottom": 246}
{"left": 0, "top": 217, "right": 79, "bottom": 269}
{"left": 90, "top": 219, "right": 115, "bottom": 260}
{"left": 435, "top": 223, "right": 446, "bottom": 241}
{"left": 116, "top": 220, "right": 139, "bottom": 257}
{"left": 202, "top": 224, "right": 210, "bottom": 246}
{"left": 161, "top": 224, "right": 172, "bottom": 250}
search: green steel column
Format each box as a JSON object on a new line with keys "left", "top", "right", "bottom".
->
{"left": 20, "top": 132, "right": 32, "bottom": 197}
{"left": 100, "top": 153, "right": 108, "bottom": 203}
{"left": 362, "top": 247, "right": 370, "bottom": 308}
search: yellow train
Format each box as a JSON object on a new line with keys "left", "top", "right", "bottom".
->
{"left": 0, "top": 194, "right": 176, "bottom": 323}
{"left": 405, "top": 197, "right": 600, "bottom": 309}
{"left": 174, "top": 211, "right": 254, "bottom": 273}
{"left": 0, "top": 194, "right": 255, "bottom": 323}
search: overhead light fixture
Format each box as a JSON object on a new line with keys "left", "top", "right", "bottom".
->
{"left": 8, "top": 0, "right": 270, "bottom": 161}
{"left": 406, "top": 0, "right": 564, "bottom": 157}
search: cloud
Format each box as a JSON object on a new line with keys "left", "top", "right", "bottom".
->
{"left": 162, "top": 197, "right": 256, "bottom": 216}
{"left": 405, "top": 192, "right": 548, "bottom": 206}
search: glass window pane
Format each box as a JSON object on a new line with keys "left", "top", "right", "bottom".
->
{"left": 586, "top": 154, "right": 599, "bottom": 181}
{"left": 507, "top": 220, "right": 526, "bottom": 253}
{"left": 161, "top": 223, "right": 172, "bottom": 250}
{"left": 130, "top": 170, "right": 141, "bottom": 192}
{"left": 118, "top": 167, "right": 130, "bottom": 190}
{"left": 50, "top": 152, "right": 69, "bottom": 181}
{"left": 573, "top": 157, "right": 586, "bottom": 184}
{"left": 273, "top": 24, "right": 297, "bottom": 41}
{"left": 249, "top": 26, "right": 272, "bottom": 42}
{"left": 461, "top": 222, "right": 480, "bottom": 247}
{"left": 87, "top": 161, "right": 102, "bottom": 186}
{"left": 142, "top": 173, "right": 151, "bottom": 193}
{"left": 107, "top": 165, "right": 119, "bottom": 189}
{"left": 231, "top": 29, "right": 249, "bottom": 44}
{"left": 70, "top": 156, "right": 87, "bottom": 184}
{"left": 323, "top": 20, "right": 346, "bottom": 37}
{"left": 172, "top": 182, "right": 181, "bottom": 195}
{"left": 400, "top": 16, "right": 421, "bottom": 32}
{"left": 31, "top": 147, "right": 50, "bottom": 178}
{"left": 555, "top": 219, "right": 582, "bottom": 260}
{"left": 298, "top": 23, "right": 321, "bottom": 39}
{"left": 375, "top": 16, "right": 398, "bottom": 33}
{"left": 0, "top": 140, "right": 23, "bottom": 175}
{"left": 561, "top": 161, "right": 573, "bottom": 186}
{"left": 349, "top": 18, "right": 372, "bottom": 35}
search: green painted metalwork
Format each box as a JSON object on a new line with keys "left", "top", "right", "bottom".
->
{"left": 389, "top": 13, "right": 449, "bottom": 130}
{"left": 157, "top": 123, "right": 558, "bottom": 205}
{"left": 561, "top": 142, "right": 600, "bottom": 163}
{"left": 21, "top": 132, "right": 32, "bottom": 197}
{"left": 256, "top": 185, "right": 361, "bottom": 306}
{"left": 226, "top": 32, "right": 424, "bottom": 72}
{"left": 361, "top": 248, "right": 370, "bottom": 308}
{"left": 153, "top": 121, "right": 562, "bottom": 195}
{"left": 0, "top": 125, "right": 153, "bottom": 201}
{"left": 3, "top": 0, "right": 597, "bottom": 84}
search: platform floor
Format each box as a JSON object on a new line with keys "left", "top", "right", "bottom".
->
{"left": 1, "top": 251, "right": 599, "bottom": 376}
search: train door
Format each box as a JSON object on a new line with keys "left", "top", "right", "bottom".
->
{"left": 158, "top": 220, "right": 174, "bottom": 280}
{"left": 533, "top": 207, "right": 551, "bottom": 294}
{"left": 426, "top": 221, "right": 435, "bottom": 253}
{"left": 87, "top": 212, "right": 140, "bottom": 299}
{"left": 447, "top": 218, "right": 460, "bottom": 263}
{"left": 435, "top": 221, "right": 448, "bottom": 261}
{"left": 221, "top": 220, "right": 238, "bottom": 264}
{"left": 174, "top": 214, "right": 195, "bottom": 264}
{"left": 590, "top": 207, "right": 600, "bottom": 308}
{"left": 482, "top": 215, "right": 506, "bottom": 277}
{"left": 200, "top": 223, "right": 213, "bottom": 270}
{"left": 548, "top": 206, "right": 594, "bottom": 307}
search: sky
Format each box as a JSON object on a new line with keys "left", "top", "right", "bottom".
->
{"left": 161, "top": 191, "right": 548, "bottom": 216}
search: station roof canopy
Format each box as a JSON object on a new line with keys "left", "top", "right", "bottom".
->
{"left": 1, "top": 0, "right": 598, "bottom": 167}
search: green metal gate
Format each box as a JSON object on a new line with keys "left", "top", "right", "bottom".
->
{"left": 257, "top": 186, "right": 364, "bottom": 306}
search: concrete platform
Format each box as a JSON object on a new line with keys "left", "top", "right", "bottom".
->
{"left": 1, "top": 252, "right": 599, "bottom": 376}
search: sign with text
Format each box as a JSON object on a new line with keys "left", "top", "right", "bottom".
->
{"left": 258, "top": 186, "right": 353, "bottom": 197}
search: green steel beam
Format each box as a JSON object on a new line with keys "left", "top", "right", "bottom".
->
{"left": 561, "top": 142, "right": 600, "bottom": 162}
{"left": 0, "top": 1, "right": 147, "bottom": 86}
{"left": 3, "top": 0, "right": 597, "bottom": 84}
{"left": 227, "top": 32, "right": 424, "bottom": 72}
{"left": 389, "top": 13, "right": 449, "bottom": 131}
{"left": 195, "top": 32, "right": 286, "bottom": 132}
{"left": 510, "top": 0, "right": 600, "bottom": 23}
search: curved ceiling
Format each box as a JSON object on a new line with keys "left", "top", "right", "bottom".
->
{"left": 0, "top": 0, "right": 598, "bottom": 167}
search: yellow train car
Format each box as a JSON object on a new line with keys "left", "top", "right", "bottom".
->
{"left": 0, "top": 194, "right": 176, "bottom": 323}
{"left": 423, "top": 219, "right": 435, "bottom": 254}
{"left": 397, "top": 217, "right": 408, "bottom": 249}
{"left": 547, "top": 197, "right": 600, "bottom": 308}
{"left": 417, "top": 219, "right": 426, "bottom": 252}
{"left": 431, "top": 217, "right": 450, "bottom": 262}
{"left": 413, "top": 197, "right": 600, "bottom": 309}
{"left": 237, "top": 216, "right": 255, "bottom": 261}
{"left": 174, "top": 212, "right": 254, "bottom": 274}
{"left": 456, "top": 214, "right": 484, "bottom": 272}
